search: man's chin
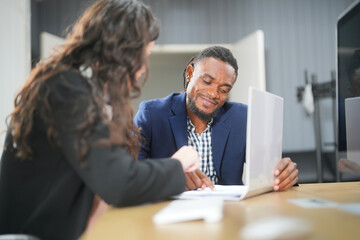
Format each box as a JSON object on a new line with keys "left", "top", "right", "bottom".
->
{"left": 199, "top": 109, "right": 215, "bottom": 117}
{"left": 194, "top": 106, "right": 219, "bottom": 121}
{"left": 188, "top": 96, "right": 219, "bottom": 121}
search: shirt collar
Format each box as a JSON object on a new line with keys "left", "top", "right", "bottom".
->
{"left": 187, "top": 116, "right": 213, "bottom": 132}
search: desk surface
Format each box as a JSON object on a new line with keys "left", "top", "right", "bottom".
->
{"left": 82, "top": 182, "right": 360, "bottom": 240}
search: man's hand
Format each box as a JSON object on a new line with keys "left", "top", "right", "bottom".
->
{"left": 338, "top": 158, "right": 360, "bottom": 174}
{"left": 185, "top": 169, "right": 215, "bottom": 190}
{"left": 273, "top": 157, "right": 298, "bottom": 191}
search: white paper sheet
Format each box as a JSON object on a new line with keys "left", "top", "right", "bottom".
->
{"left": 174, "top": 185, "right": 249, "bottom": 200}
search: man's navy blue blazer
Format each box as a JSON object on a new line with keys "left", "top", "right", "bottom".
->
{"left": 134, "top": 92, "right": 248, "bottom": 185}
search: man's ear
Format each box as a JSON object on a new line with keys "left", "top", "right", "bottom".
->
{"left": 186, "top": 64, "right": 194, "bottom": 81}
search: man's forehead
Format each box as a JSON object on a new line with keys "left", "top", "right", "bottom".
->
{"left": 194, "top": 57, "right": 236, "bottom": 81}
{"left": 195, "top": 57, "right": 233, "bottom": 71}
{"left": 194, "top": 57, "right": 219, "bottom": 66}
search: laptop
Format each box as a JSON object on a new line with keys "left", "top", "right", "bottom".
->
{"left": 345, "top": 96, "right": 360, "bottom": 165}
{"left": 175, "top": 87, "right": 284, "bottom": 200}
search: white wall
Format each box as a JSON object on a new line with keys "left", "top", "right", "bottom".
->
{"left": 230, "top": 30, "right": 266, "bottom": 104}
{"left": 132, "top": 52, "right": 193, "bottom": 112}
{"left": 0, "top": 0, "right": 31, "bottom": 154}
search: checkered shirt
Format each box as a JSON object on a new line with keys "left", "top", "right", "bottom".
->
{"left": 187, "top": 117, "right": 218, "bottom": 184}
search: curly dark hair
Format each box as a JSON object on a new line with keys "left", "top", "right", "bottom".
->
{"left": 183, "top": 46, "right": 238, "bottom": 89}
{"left": 8, "top": 0, "right": 160, "bottom": 160}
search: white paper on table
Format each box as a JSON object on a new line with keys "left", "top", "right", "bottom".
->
{"left": 337, "top": 203, "right": 360, "bottom": 216}
{"left": 174, "top": 185, "right": 249, "bottom": 200}
{"left": 287, "top": 198, "right": 338, "bottom": 208}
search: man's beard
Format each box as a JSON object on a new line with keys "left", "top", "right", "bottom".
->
{"left": 187, "top": 96, "right": 220, "bottom": 122}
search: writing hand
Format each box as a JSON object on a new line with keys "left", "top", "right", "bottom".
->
{"left": 185, "top": 169, "right": 215, "bottom": 191}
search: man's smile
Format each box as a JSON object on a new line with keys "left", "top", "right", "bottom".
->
{"left": 199, "top": 95, "right": 217, "bottom": 108}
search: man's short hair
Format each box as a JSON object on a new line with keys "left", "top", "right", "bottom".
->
{"left": 183, "top": 46, "right": 238, "bottom": 89}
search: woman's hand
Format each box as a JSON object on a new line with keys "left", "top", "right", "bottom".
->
{"left": 171, "top": 146, "right": 200, "bottom": 172}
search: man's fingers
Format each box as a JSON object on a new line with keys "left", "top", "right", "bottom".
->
{"left": 202, "top": 178, "right": 215, "bottom": 190}
{"left": 195, "top": 169, "right": 215, "bottom": 190}
{"left": 188, "top": 171, "right": 202, "bottom": 187}
{"left": 185, "top": 170, "right": 215, "bottom": 191}
{"left": 274, "top": 168, "right": 298, "bottom": 191}
{"left": 274, "top": 161, "right": 297, "bottom": 183}
{"left": 274, "top": 157, "right": 291, "bottom": 176}
{"left": 278, "top": 175, "right": 298, "bottom": 191}
{"left": 343, "top": 159, "right": 360, "bottom": 172}
{"left": 339, "top": 160, "right": 356, "bottom": 174}
{"left": 195, "top": 169, "right": 205, "bottom": 177}
{"left": 273, "top": 160, "right": 298, "bottom": 191}
{"left": 185, "top": 173, "right": 197, "bottom": 190}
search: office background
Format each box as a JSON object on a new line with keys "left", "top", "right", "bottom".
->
{"left": 0, "top": 0, "right": 356, "bottom": 183}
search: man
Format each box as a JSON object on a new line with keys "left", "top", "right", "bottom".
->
{"left": 134, "top": 46, "right": 298, "bottom": 191}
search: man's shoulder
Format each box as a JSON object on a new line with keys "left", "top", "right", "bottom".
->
{"left": 135, "top": 92, "right": 186, "bottom": 125}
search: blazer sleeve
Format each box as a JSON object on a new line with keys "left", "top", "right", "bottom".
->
{"left": 49, "top": 72, "right": 186, "bottom": 206}
{"left": 134, "top": 101, "right": 151, "bottom": 160}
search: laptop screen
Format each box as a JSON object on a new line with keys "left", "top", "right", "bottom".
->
{"left": 245, "top": 87, "right": 284, "bottom": 195}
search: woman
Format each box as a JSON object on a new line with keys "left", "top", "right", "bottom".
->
{"left": 0, "top": 1, "right": 199, "bottom": 239}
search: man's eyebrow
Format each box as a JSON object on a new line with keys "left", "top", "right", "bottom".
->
{"left": 203, "top": 73, "right": 215, "bottom": 80}
{"left": 203, "top": 73, "right": 233, "bottom": 87}
{"left": 222, "top": 83, "right": 233, "bottom": 88}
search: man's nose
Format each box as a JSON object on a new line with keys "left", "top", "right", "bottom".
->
{"left": 207, "top": 85, "right": 219, "bottom": 99}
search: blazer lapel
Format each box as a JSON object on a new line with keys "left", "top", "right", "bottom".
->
{"left": 212, "top": 108, "right": 231, "bottom": 179}
{"left": 169, "top": 93, "right": 188, "bottom": 149}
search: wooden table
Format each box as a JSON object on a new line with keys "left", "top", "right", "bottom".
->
{"left": 82, "top": 182, "right": 360, "bottom": 240}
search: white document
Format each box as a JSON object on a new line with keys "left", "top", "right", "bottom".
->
{"left": 337, "top": 203, "right": 360, "bottom": 216}
{"left": 174, "top": 185, "right": 249, "bottom": 201}
{"left": 287, "top": 198, "right": 338, "bottom": 208}
{"left": 288, "top": 198, "right": 360, "bottom": 216}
